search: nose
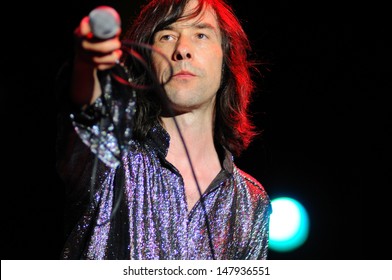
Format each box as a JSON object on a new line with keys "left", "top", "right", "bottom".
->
{"left": 173, "top": 37, "right": 192, "bottom": 61}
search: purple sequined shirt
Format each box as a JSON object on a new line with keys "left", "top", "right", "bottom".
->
{"left": 57, "top": 88, "right": 271, "bottom": 260}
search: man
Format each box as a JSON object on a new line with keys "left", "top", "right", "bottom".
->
{"left": 56, "top": 0, "right": 271, "bottom": 259}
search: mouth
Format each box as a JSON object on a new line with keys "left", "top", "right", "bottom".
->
{"left": 172, "top": 70, "right": 196, "bottom": 78}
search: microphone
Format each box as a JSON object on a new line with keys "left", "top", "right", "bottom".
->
{"left": 89, "top": 6, "right": 121, "bottom": 39}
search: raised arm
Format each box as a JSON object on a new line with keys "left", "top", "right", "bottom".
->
{"left": 70, "top": 14, "right": 122, "bottom": 108}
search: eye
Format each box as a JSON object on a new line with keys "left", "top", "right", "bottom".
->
{"left": 155, "top": 31, "right": 177, "bottom": 43}
{"left": 196, "top": 33, "right": 208, "bottom": 39}
{"left": 160, "top": 34, "right": 175, "bottom": 41}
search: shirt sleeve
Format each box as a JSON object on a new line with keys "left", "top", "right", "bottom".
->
{"left": 55, "top": 62, "right": 137, "bottom": 169}
{"left": 243, "top": 197, "right": 272, "bottom": 259}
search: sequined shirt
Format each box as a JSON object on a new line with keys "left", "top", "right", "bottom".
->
{"left": 56, "top": 78, "right": 271, "bottom": 260}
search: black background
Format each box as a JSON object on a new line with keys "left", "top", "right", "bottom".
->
{"left": 1, "top": 0, "right": 389, "bottom": 260}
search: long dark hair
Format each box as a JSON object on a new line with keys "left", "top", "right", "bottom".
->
{"left": 121, "top": 0, "right": 258, "bottom": 156}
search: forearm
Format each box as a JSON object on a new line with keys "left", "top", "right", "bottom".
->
{"left": 70, "top": 59, "right": 102, "bottom": 109}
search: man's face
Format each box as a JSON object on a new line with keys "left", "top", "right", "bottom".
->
{"left": 152, "top": 0, "right": 223, "bottom": 114}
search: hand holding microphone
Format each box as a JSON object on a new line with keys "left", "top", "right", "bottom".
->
{"left": 74, "top": 6, "right": 122, "bottom": 71}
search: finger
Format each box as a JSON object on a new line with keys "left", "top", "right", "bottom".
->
{"left": 81, "top": 37, "right": 122, "bottom": 54}
{"left": 93, "top": 49, "right": 123, "bottom": 67}
{"left": 81, "top": 16, "right": 92, "bottom": 36}
{"left": 74, "top": 16, "right": 92, "bottom": 39}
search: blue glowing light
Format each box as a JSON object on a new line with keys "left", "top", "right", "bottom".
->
{"left": 269, "top": 197, "right": 310, "bottom": 252}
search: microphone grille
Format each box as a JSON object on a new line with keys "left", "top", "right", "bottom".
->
{"left": 89, "top": 6, "right": 121, "bottom": 39}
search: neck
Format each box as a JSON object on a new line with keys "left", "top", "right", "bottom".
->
{"left": 161, "top": 111, "right": 216, "bottom": 160}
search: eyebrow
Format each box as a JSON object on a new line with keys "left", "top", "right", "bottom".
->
{"left": 162, "top": 21, "right": 217, "bottom": 33}
{"left": 193, "top": 22, "right": 217, "bottom": 31}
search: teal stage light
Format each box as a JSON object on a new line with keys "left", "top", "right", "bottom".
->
{"left": 269, "top": 197, "right": 310, "bottom": 252}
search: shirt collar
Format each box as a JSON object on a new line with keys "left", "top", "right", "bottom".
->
{"left": 146, "top": 123, "right": 170, "bottom": 158}
{"left": 146, "top": 123, "right": 234, "bottom": 174}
